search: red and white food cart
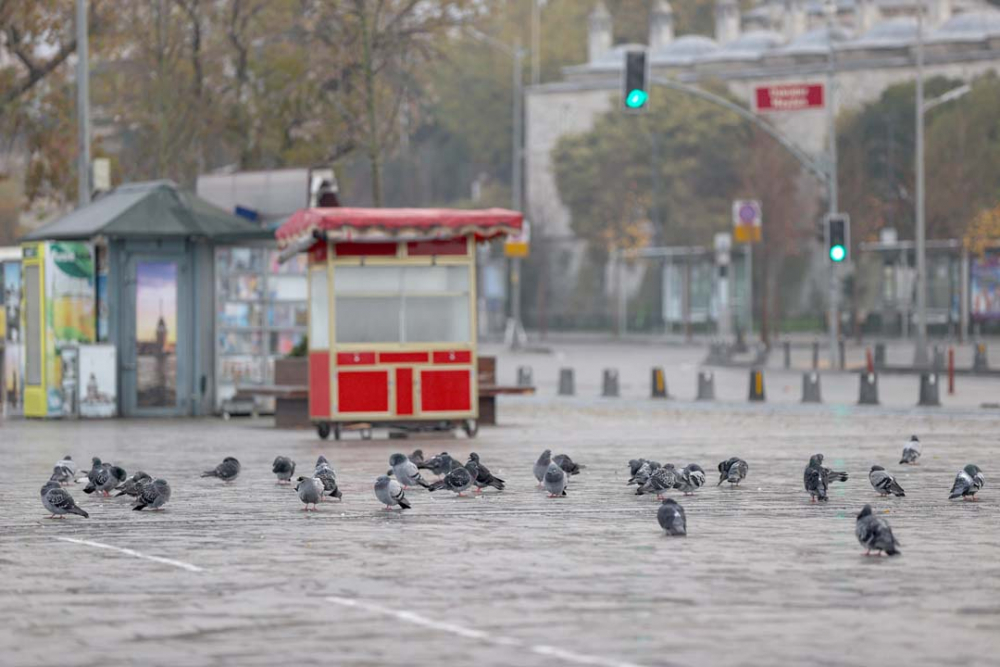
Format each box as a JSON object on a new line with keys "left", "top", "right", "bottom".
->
{"left": 275, "top": 207, "right": 522, "bottom": 440}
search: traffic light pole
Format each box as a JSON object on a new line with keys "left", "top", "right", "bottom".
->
{"left": 825, "top": 2, "right": 839, "bottom": 369}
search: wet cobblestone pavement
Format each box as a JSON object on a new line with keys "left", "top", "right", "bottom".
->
{"left": 2, "top": 398, "right": 999, "bottom": 666}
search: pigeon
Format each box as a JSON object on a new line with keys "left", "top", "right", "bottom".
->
{"left": 674, "top": 464, "right": 707, "bottom": 495}
{"left": 949, "top": 464, "right": 985, "bottom": 501}
{"left": 374, "top": 475, "right": 411, "bottom": 510}
{"left": 316, "top": 455, "right": 330, "bottom": 468}
{"left": 427, "top": 465, "right": 474, "bottom": 496}
{"left": 657, "top": 498, "right": 686, "bottom": 536}
{"left": 409, "top": 449, "right": 425, "bottom": 465}
{"left": 272, "top": 456, "right": 296, "bottom": 484}
{"left": 543, "top": 462, "right": 567, "bottom": 498}
{"left": 466, "top": 453, "right": 505, "bottom": 493}
{"left": 41, "top": 481, "right": 89, "bottom": 519}
{"left": 899, "top": 436, "right": 921, "bottom": 465}
{"left": 314, "top": 460, "right": 342, "bottom": 500}
{"left": 553, "top": 453, "right": 583, "bottom": 476}
{"left": 133, "top": 479, "right": 171, "bottom": 511}
{"left": 50, "top": 463, "right": 75, "bottom": 486}
{"left": 115, "top": 471, "right": 152, "bottom": 498}
{"left": 803, "top": 454, "right": 848, "bottom": 502}
{"left": 855, "top": 504, "right": 900, "bottom": 556}
{"left": 636, "top": 465, "right": 678, "bottom": 499}
{"left": 56, "top": 455, "right": 76, "bottom": 477}
{"left": 295, "top": 476, "right": 323, "bottom": 511}
{"left": 717, "top": 457, "right": 749, "bottom": 486}
{"left": 85, "top": 464, "right": 126, "bottom": 497}
{"left": 419, "top": 452, "right": 461, "bottom": 476}
{"left": 628, "top": 459, "right": 661, "bottom": 486}
{"left": 389, "top": 453, "right": 431, "bottom": 489}
{"left": 83, "top": 457, "right": 104, "bottom": 485}
{"left": 201, "top": 457, "right": 241, "bottom": 482}
{"left": 534, "top": 449, "right": 553, "bottom": 487}
{"left": 869, "top": 466, "right": 905, "bottom": 497}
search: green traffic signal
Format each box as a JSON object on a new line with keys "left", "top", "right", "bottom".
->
{"left": 829, "top": 245, "right": 846, "bottom": 262}
{"left": 625, "top": 89, "right": 648, "bottom": 109}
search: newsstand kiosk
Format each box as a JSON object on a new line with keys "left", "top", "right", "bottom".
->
{"left": 275, "top": 207, "right": 522, "bottom": 440}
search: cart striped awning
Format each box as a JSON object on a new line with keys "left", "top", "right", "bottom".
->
{"left": 275, "top": 207, "right": 523, "bottom": 249}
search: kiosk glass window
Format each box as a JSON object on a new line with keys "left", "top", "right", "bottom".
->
{"left": 309, "top": 268, "right": 329, "bottom": 349}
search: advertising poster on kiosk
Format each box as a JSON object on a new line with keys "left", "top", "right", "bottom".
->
{"left": 2, "top": 261, "right": 23, "bottom": 416}
{"left": 79, "top": 345, "right": 117, "bottom": 418}
{"left": 971, "top": 253, "right": 1000, "bottom": 321}
{"left": 135, "top": 261, "right": 177, "bottom": 408}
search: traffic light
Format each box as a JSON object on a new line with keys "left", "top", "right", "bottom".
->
{"left": 825, "top": 214, "right": 850, "bottom": 263}
{"left": 623, "top": 50, "right": 648, "bottom": 111}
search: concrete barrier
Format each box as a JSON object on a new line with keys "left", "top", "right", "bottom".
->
{"left": 602, "top": 369, "right": 619, "bottom": 398}
{"left": 651, "top": 367, "right": 668, "bottom": 399}
{"left": 748, "top": 369, "right": 766, "bottom": 402}
{"left": 802, "top": 372, "right": 822, "bottom": 403}
{"left": 974, "top": 343, "right": 989, "bottom": 372}
{"left": 697, "top": 370, "right": 715, "bottom": 401}
{"left": 919, "top": 372, "right": 941, "bottom": 407}
{"left": 558, "top": 368, "right": 575, "bottom": 396}
{"left": 858, "top": 372, "right": 879, "bottom": 405}
{"left": 516, "top": 366, "right": 533, "bottom": 387}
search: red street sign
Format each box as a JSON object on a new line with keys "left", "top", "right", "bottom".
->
{"left": 755, "top": 84, "right": 824, "bottom": 112}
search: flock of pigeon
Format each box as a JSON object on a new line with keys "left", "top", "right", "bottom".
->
{"left": 39, "top": 434, "right": 986, "bottom": 558}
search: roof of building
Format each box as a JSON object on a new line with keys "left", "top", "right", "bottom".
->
{"left": 930, "top": 11, "right": 1000, "bottom": 42}
{"left": 699, "top": 30, "right": 786, "bottom": 61}
{"left": 21, "top": 180, "right": 269, "bottom": 242}
{"left": 650, "top": 35, "right": 720, "bottom": 64}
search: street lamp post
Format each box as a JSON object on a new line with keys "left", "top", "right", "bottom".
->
{"left": 76, "top": 0, "right": 91, "bottom": 207}
{"left": 914, "top": 4, "right": 928, "bottom": 366}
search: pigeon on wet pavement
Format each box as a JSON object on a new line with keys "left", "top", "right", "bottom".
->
{"left": 427, "top": 466, "right": 474, "bottom": 496}
{"left": 201, "top": 457, "right": 241, "bottom": 482}
{"left": 419, "top": 452, "right": 461, "bottom": 476}
{"left": 553, "top": 453, "right": 583, "bottom": 476}
{"left": 804, "top": 454, "right": 848, "bottom": 502}
{"left": 855, "top": 504, "right": 900, "bottom": 556}
{"left": 717, "top": 457, "right": 748, "bottom": 486}
{"left": 272, "top": 456, "right": 296, "bottom": 484}
{"left": 314, "top": 460, "right": 342, "bottom": 500}
{"left": 533, "top": 450, "right": 553, "bottom": 487}
{"left": 628, "top": 459, "right": 661, "bottom": 486}
{"left": 467, "top": 453, "right": 505, "bottom": 493}
{"left": 40, "top": 481, "right": 89, "bottom": 519}
{"left": 636, "top": 465, "right": 678, "bottom": 499}
{"left": 133, "top": 479, "right": 171, "bottom": 511}
{"left": 295, "top": 476, "right": 323, "bottom": 511}
{"left": 374, "top": 475, "right": 411, "bottom": 510}
{"left": 544, "top": 462, "right": 567, "bottom": 498}
{"left": 674, "top": 464, "right": 706, "bottom": 495}
{"left": 409, "top": 450, "right": 425, "bottom": 465}
{"left": 85, "top": 464, "right": 126, "bottom": 497}
{"left": 949, "top": 464, "right": 985, "bottom": 501}
{"left": 657, "top": 498, "right": 686, "bottom": 536}
{"left": 869, "top": 466, "right": 905, "bottom": 497}
{"left": 390, "top": 453, "right": 431, "bottom": 489}
{"left": 899, "top": 436, "right": 921, "bottom": 465}
{"left": 115, "top": 471, "right": 152, "bottom": 498}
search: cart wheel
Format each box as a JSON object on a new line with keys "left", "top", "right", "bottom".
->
{"left": 317, "top": 422, "right": 331, "bottom": 440}
{"left": 361, "top": 428, "right": 373, "bottom": 441}
{"left": 463, "top": 419, "right": 479, "bottom": 438}
{"left": 333, "top": 423, "right": 342, "bottom": 441}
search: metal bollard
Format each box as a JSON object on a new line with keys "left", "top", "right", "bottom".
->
{"left": 516, "top": 366, "right": 533, "bottom": 387}
{"left": 974, "top": 343, "right": 988, "bottom": 373}
{"left": 748, "top": 369, "right": 766, "bottom": 402}
{"left": 802, "top": 372, "right": 822, "bottom": 403}
{"left": 602, "top": 369, "right": 619, "bottom": 398}
{"left": 811, "top": 341, "right": 819, "bottom": 370}
{"left": 558, "top": 368, "right": 575, "bottom": 396}
{"left": 874, "top": 342, "right": 886, "bottom": 370}
{"left": 919, "top": 372, "right": 941, "bottom": 407}
{"left": 858, "top": 372, "right": 879, "bottom": 405}
{"left": 696, "top": 370, "right": 715, "bottom": 401}
{"left": 783, "top": 341, "right": 791, "bottom": 369}
{"left": 651, "top": 367, "right": 668, "bottom": 399}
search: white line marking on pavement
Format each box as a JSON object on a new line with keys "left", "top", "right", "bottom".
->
{"left": 326, "top": 596, "right": 646, "bottom": 667}
{"left": 56, "top": 537, "right": 204, "bottom": 572}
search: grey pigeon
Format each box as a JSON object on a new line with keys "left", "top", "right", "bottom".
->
{"left": 295, "top": 476, "right": 323, "bottom": 511}
{"left": 374, "top": 475, "right": 411, "bottom": 510}
{"left": 409, "top": 449, "right": 425, "bottom": 465}
{"left": 419, "top": 452, "right": 461, "bottom": 476}
{"left": 628, "top": 459, "right": 662, "bottom": 486}
{"left": 272, "top": 456, "right": 296, "bottom": 484}
{"left": 533, "top": 449, "right": 553, "bottom": 486}
{"left": 133, "top": 479, "right": 171, "bottom": 511}
{"left": 390, "top": 453, "right": 431, "bottom": 489}
{"left": 674, "top": 464, "right": 706, "bottom": 495}
{"left": 636, "top": 465, "right": 678, "bottom": 499}
{"left": 115, "top": 471, "right": 152, "bottom": 498}
{"left": 40, "top": 481, "right": 88, "bottom": 519}
{"left": 717, "top": 457, "right": 749, "bottom": 486}
{"left": 202, "top": 457, "right": 241, "bottom": 482}
{"left": 85, "top": 464, "right": 126, "bottom": 497}
{"left": 804, "top": 454, "right": 848, "bottom": 502}
{"left": 855, "top": 504, "right": 900, "bottom": 556}
{"left": 628, "top": 459, "right": 647, "bottom": 479}
{"left": 427, "top": 465, "right": 474, "bottom": 496}
{"left": 949, "top": 464, "right": 985, "bottom": 500}
{"left": 50, "top": 464, "right": 74, "bottom": 486}
{"left": 83, "top": 457, "right": 103, "bottom": 485}
{"left": 467, "top": 453, "right": 505, "bottom": 493}
{"left": 553, "top": 453, "right": 583, "bottom": 476}
{"left": 543, "top": 462, "right": 567, "bottom": 498}
{"left": 314, "top": 461, "right": 342, "bottom": 500}
{"left": 56, "top": 455, "right": 76, "bottom": 477}
{"left": 657, "top": 498, "right": 686, "bottom": 536}
{"left": 899, "top": 436, "right": 921, "bottom": 465}
{"left": 869, "top": 466, "right": 905, "bottom": 497}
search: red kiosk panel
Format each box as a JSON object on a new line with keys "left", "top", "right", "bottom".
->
{"left": 337, "top": 352, "right": 376, "bottom": 365}
{"left": 309, "top": 351, "right": 330, "bottom": 417}
{"left": 338, "top": 370, "right": 390, "bottom": 413}
{"left": 407, "top": 239, "right": 467, "bottom": 256}
{"left": 420, "top": 369, "right": 472, "bottom": 412}
{"left": 379, "top": 351, "right": 428, "bottom": 364}
{"left": 396, "top": 368, "right": 414, "bottom": 415}
{"left": 432, "top": 350, "right": 472, "bottom": 364}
